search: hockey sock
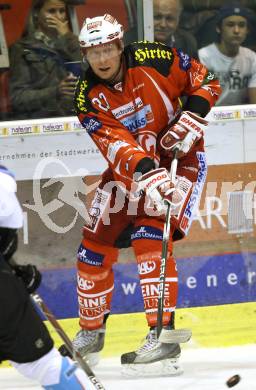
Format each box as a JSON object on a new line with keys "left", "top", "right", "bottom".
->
{"left": 77, "top": 240, "right": 116, "bottom": 330}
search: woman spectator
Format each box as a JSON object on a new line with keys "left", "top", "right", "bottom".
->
{"left": 9, "top": 0, "right": 81, "bottom": 119}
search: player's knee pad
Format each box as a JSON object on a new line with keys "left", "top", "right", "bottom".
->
{"left": 131, "top": 225, "right": 178, "bottom": 327}
{"left": 76, "top": 238, "right": 118, "bottom": 329}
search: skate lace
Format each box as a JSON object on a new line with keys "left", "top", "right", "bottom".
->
{"left": 137, "top": 330, "right": 158, "bottom": 354}
{"left": 73, "top": 329, "right": 97, "bottom": 349}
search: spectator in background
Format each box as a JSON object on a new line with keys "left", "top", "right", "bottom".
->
{"left": 198, "top": 3, "right": 256, "bottom": 106}
{"left": 9, "top": 0, "right": 81, "bottom": 119}
{"left": 153, "top": 0, "right": 198, "bottom": 58}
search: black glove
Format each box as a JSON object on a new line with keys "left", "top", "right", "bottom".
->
{"left": 0, "top": 228, "right": 18, "bottom": 262}
{"left": 13, "top": 264, "right": 42, "bottom": 294}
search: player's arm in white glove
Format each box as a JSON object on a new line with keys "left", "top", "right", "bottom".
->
{"left": 158, "top": 111, "right": 208, "bottom": 157}
{"left": 136, "top": 167, "right": 177, "bottom": 214}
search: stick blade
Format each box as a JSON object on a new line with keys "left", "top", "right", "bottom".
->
{"left": 158, "top": 328, "right": 192, "bottom": 344}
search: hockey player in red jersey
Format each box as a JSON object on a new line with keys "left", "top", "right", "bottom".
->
{"left": 72, "top": 14, "right": 221, "bottom": 375}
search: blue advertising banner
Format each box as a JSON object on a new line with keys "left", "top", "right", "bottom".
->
{"left": 38, "top": 252, "right": 256, "bottom": 319}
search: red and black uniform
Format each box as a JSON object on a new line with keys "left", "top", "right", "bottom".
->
{"left": 74, "top": 41, "right": 221, "bottom": 330}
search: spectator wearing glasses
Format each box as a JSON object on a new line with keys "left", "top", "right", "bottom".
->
{"left": 153, "top": 0, "right": 198, "bottom": 58}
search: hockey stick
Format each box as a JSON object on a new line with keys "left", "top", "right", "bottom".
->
{"left": 157, "top": 148, "right": 192, "bottom": 344}
{"left": 31, "top": 293, "right": 106, "bottom": 390}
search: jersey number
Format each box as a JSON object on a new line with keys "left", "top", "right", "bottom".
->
{"left": 92, "top": 93, "right": 110, "bottom": 112}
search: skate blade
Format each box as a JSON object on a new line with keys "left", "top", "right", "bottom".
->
{"left": 85, "top": 352, "right": 100, "bottom": 367}
{"left": 159, "top": 328, "right": 192, "bottom": 344}
{"left": 121, "top": 358, "right": 183, "bottom": 378}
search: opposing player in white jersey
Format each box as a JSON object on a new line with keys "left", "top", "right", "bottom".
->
{"left": 199, "top": 3, "right": 256, "bottom": 106}
{"left": 0, "top": 165, "right": 96, "bottom": 389}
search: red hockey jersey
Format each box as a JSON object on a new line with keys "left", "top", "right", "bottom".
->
{"left": 74, "top": 41, "right": 221, "bottom": 190}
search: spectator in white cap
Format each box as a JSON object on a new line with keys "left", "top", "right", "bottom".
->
{"left": 198, "top": 2, "right": 256, "bottom": 106}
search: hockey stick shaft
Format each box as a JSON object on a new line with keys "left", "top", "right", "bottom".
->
{"left": 31, "top": 293, "right": 106, "bottom": 390}
{"left": 157, "top": 149, "right": 179, "bottom": 338}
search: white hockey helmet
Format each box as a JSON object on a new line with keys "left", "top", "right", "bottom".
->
{"left": 0, "top": 166, "right": 23, "bottom": 229}
{"left": 79, "top": 14, "right": 124, "bottom": 48}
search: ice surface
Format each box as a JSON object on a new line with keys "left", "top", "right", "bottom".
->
{"left": 0, "top": 345, "right": 255, "bottom": 390}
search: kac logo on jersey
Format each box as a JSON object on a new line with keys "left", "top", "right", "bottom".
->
{"left": 138, "top": 261, "right": 156, "bottom": 275}
{"left": 81, "top": 116, "right": 102, "bottom": 134}
{"left": 77, "top": 275, "right": 95, "bottom": 290}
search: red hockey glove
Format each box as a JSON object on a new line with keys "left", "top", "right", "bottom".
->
{"left": 136, "top": 168, "right": 176, "bottom": 214}
{"left": 158, "top": 111, "right": 208, "bottom": 157}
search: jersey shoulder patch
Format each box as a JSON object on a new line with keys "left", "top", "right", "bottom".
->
{"left": 74, "top": 68, "right": 99, "bottom": 115}
{"left": 125, "top": 40, "right": 174, "bottom": 76}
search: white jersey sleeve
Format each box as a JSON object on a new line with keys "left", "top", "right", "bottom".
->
{"left": 0, "top": 167, "right": 23, "bottom": 229}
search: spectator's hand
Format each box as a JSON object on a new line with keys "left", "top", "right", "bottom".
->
{"left": 136, "top": 168, "right": 176, "bottom": 214}
{"left": 13, "top": 264, "right": 42, "bottom": 294}
{"left": 45, "top": 14, "right": 70, "bottom": 36}
{"left": 58, "top": 74, "right": 78, "bottom": 97}
{"left": 158, "top": 111, "right": 208, "bottom": 158}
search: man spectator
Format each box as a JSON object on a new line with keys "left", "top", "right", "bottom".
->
{"left": 198, "top": 3, "right": 256, "bottom": 106}
{"left": 153, "top": 0, "right": 198, "bottom": 58}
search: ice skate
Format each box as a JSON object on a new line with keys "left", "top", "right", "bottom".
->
{"left": 121, "top": 328, "right": 183, "bottom": 377}
{"left": 72, "top": 325, "right": 106, "bottom": 367}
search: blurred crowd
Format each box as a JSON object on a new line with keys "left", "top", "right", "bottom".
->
{"left": 1, "top": 0, "right": 256, "bottom": 121}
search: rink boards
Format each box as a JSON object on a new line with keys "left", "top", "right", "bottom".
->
{"left": 37, "top": 252, "right": 256, "bottom": 319}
